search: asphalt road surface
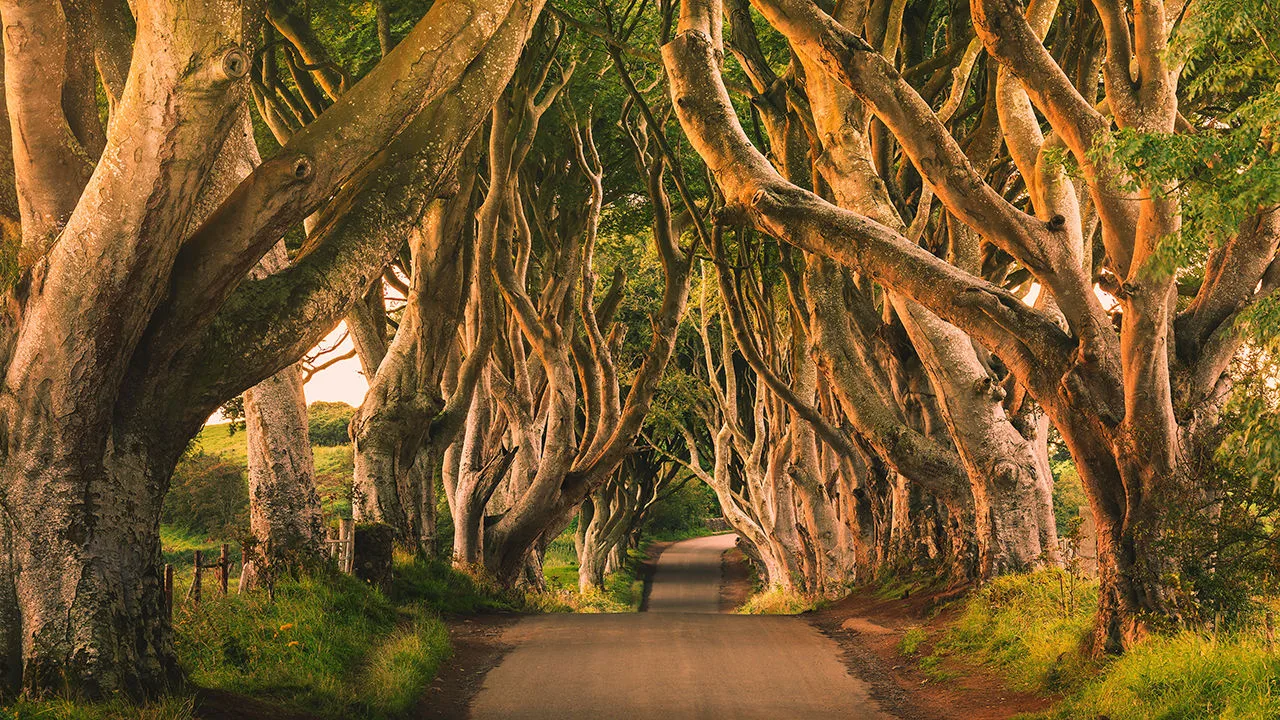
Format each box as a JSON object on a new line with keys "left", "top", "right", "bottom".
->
{"left": 469, "top": 533, "right": 895, "bottom": 719}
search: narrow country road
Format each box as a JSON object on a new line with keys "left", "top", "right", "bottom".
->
{"left": 468, "top": 534, "right": 895, "bottom": 719}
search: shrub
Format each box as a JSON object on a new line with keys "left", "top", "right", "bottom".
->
{"left": 162, "top": 451, "right": 249, "bottom": 539}
{"left": 308, "top": 402, "right": 356, "bottom": 446}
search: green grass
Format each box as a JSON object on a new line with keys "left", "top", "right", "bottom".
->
{"left": 0, "top": 698, "right": 195, "bottom": 720}
{"left": 174, "top": 553, "right": 513, "bottom": 719}
{"left": 1042, "top": 629, "right": 1280, "bottom": 719}
{"left": 1, "top": 555, "right": 513, "bottom": 720}
{"left": 388, "top": 553, "right": 521, "bottom": 614}
{"left": 312, "top": 445, "right": 354, "bottom": 518}
{"left": 899, "top": 626, "right": 928, "bottom": 655}
{"left": 188, "top": 425, "right": 353, "bottom": 519}
{"left": 532, "top": 528, "right": 648, "bottom": 613}
{"left": 177, "top": 571, "right": 426, "bottom": 718}
{"left": 911, "top": 570, "right": 1280, "bottom": 719}
{"left": 736, "top": 586, "right": 821, "bottom": 615}
{"left": 191, "top": 424, "right": 248, "bottom": 465}
{"left": 930, "top": 569, "right": 1098, "bottom": 694}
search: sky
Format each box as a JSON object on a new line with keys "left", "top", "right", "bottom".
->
{"left": 207, "top": 322, "right": 368, "bottom": 425}
{"left": 304, "top": 322, "right": 369, "bottom": 407}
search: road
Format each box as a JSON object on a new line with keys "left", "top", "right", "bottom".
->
{"left": 469, "top": 533, "right": 895, "bottom": 719}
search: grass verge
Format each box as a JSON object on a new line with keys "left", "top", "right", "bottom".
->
{"left": 736, "top": 586, "right": 824, "bottom": 615}
{"left": 2, "top": 555, "right": 516, "bottom": 720}
{"left": 533, "top": 529, "right": 649, "bottom": 613}
{"left": 900, "top": 569, "right": 1280, "bottom": 719}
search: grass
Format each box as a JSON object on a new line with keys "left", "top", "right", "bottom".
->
{"left": 929, "top": 569, "right": 1099, "bottom": 694}
{"left": 188, "top": 424, "right": 353, "bottom": 518}
{"left": 736, "top": 586, "right": 822, "bottom": 615}
{"left": 899, "top": 626, "right": 928, "bottom": 655}
{"left": 904, "top": 569, "right": 1280, "bottom": 719}
{"left": 0, "top": 698, "right": 196, "bottom": 720}
{"left": 191, "top": 424, "right": 248, "bottom": 465}
{"left": 1043, "top": 629, "right": 1280, "bottom": 719}
{"left": 2, "top": 554, "right": 514, "bottom": 720}
{"left": 176, "top": 569, "right": 449, "bottom": 718}
{"left": 312, "top": 445, "right": 354, "bottom": 518}
{"left": 532, "top": 528, "right": 648, "bottom": 613}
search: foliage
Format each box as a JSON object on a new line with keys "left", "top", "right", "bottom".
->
{"left": 929, "top": 573, "right": 1280, "bottom": 719}
{"left": 641, "top": 481, "right": 719, "bottom": 540}
{"left": 173, "top": 556, "right": 513, "bottom": 719}
{"left": 1094, "top": 0, "right": 1279, "bottom": 276}
{"left": 308, "top": 401, "right": 356, "bottom": 447}
{"left": 929, "top": 570, "right": 1099, "bottom": 694}
{"left": 217, "top": 396, "right": 246, "bottom": 436}
{"left": 162, "top": 452, "right": 249, "bottom": 540}
{"left": 1049, "top": 459, "right": 1087, "bottom": 540}
{"left": 736, "top": 587, "right": 819, "bottom": 615}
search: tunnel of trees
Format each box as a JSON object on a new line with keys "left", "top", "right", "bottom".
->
{"left": 0, "top": 0, "right": 1277, "bottom": 703}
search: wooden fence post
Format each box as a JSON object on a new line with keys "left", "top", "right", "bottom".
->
{"left": 164, "top": 564, "right": 174, "bottom": 619}
{"left": 340, "top": 518, "right": 355, "bottom": 574}
{"left": 219, "top": 543, "right": 229, "bottom": 596}
{"left": 190, "top": 550, "right": 203, "bottom": 606}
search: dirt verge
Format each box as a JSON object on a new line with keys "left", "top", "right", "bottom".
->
{"left": 806, "top": 588, "right": 1052, "bottom": 720}
{"left": 414, "top": 613, "right": 521, "bottom": 719}
{"left": 719, "top": 544, "right": 753, "bottom": 612}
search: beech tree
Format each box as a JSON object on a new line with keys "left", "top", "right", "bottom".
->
{"left": 663, "top": 0, "right": 1279, "bottom": 652}
{"left": 0, "top": 0, "right": 543, "bottom": 698}
{"left": 456, "top": 81, "right": 693, "bottom": 584}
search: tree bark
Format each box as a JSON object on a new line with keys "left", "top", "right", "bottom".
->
{"left": 0, "top": 0, "right": 544, "bottom": 697}
{"left": 244, "top": 358, "right": 325, "bottom": 579}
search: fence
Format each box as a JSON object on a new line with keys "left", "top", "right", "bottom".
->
{"left": 164, "top": 543, "right": 234, "bottom": 618}
{"left": 162, "top": 519, "right": 382, "bottom": 617}
{"left": 326, "top": 518, "right": 356, "bottom": 574}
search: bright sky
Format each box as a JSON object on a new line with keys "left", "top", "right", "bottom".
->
{"left": 305, "top": 322, "right": 369, "bottom": 407}
{"left": 206, "top": 323, "right": 368, "bottom": 425}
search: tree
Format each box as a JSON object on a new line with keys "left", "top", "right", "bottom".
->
{"left": 663, "top": 0, "right": 1279, "bottom": 652}
{"left": 0, "top": 0, "right": 543, "bottom": 698}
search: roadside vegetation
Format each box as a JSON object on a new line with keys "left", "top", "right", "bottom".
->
{"left": 0, "top": 406, "right": 722, "bottom": 719}
{"left": 536, "top": 481, "right": 721, "bottom": 613}
{"left": 895, "top": 569, "right": 1280, "bottom": 719}
{"left": 2, "top": 557, "right": 515, "bottom": 720}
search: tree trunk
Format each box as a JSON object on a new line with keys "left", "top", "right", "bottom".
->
{"left": 351, "top": 172, "right": 476, "bottom": 551}
{"left": 244, "top": 362, "right": 325, "bottom": 579}
{"left": 0, "top": 432, "right": 185, "bottom": 698}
